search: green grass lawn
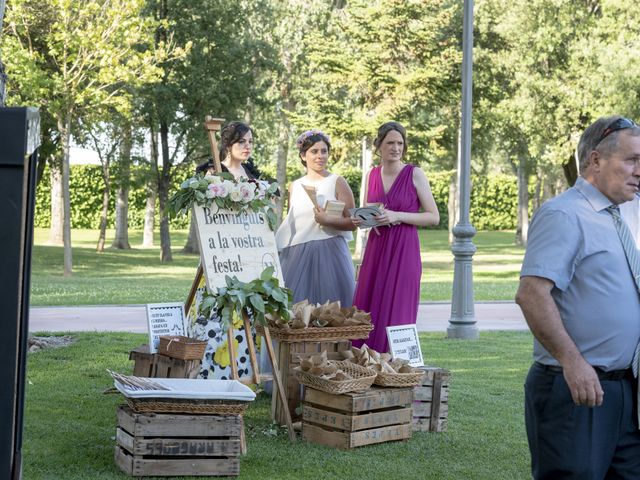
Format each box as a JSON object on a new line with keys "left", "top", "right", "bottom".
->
{"left": 23, "top": 331, "right": 533, "bottom": 479}
{"left": 31, "top": 228, "right": 524, "bottom": 306}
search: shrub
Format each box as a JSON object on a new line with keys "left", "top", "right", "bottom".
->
{"left": 35, "top": 164, "right": 189, "bottom": 229}
{"left": 35, "top": 164, "right": 528, "bottom": 231}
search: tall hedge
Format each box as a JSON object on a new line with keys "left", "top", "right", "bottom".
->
{"left": 35, "top": 165, "right": 188, "bottom": 229}
{"left": 35, "top": 164, "right": 528, "bottom": 231}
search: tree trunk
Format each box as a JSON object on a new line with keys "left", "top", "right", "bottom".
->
{"left": 532, "top": 167, "right": 543, "bottom": 212}
{"left": 275, "top": 97, "right": 295, "bottom": 226}
{"left": 447, "top": 170, "right": 459, "bottom": 245}
{"left": 112, "top": 123, "right": 132, "bottom": 249}
{"left": 182, "top": 216, "right": 199, "bottom": 254}
{"left": 354, "top": 137, "right": 372, "bottom": 262}
{"left": 181, "top": 134, "right": 198, "bottom": 254}
{"left": 60, "top": 114, "right": 73, "bottom": 276}
{"left": 158, "top": 174, "right": 172, "bottom": 262}
{"left": 49, "top": 156, "right": 64, "bottom": 245}
{"left": 275, "top": 51, "right": 294, "bottom": 226}
{"left": 542, "top": 173, "right": 554, "bottom": 203}
{"left": 244, "top": 95, "right": 254, "bottom": 124}
{"left": 142, "top": 181, "right": 156, "bottom": 247}
{"left": 36, "top": 152, "right": 48, "bottom": 185}
{"left": 275, "top": 113, "right": 289, "bottom": 226}
{"left": 143, "top": 127, "right": 159, "bottom": 247}
{"left": 96, "top": 164, "right": 110, "bottom": 252}
{"left": 515, "top": 154, "right": 529, "bottom": 247}
{"left": 158, "top": 119, "right": 172, "bottom": 262}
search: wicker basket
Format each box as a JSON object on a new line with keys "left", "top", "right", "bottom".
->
{"left": 295, "top": 360, "right": 376, "bottom": 394}
{"left": 256, "top": 324, "right": 373, "bottom": 342}
{"left": 158, "top": 336, "right": 207, "bottom": 360}
{"left": 374, "top": 368, "right": 426, "bottom": 388}
{"left": 125, "top": 397, "right": 248, "bottom": 415}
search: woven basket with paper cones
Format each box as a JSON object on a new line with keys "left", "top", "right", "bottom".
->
{"left": 294, "top": 351, "right": 377, "bottom": 394}
{"left": 342, "top": 345, "right": 426, "bottom": 388}
{"left": 256, "top": 300, "right": 373, "bottom": 342}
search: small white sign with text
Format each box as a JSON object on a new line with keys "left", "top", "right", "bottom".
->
{"left": 146, "top": 303, "right": 186, "bottom": 353}
{"left": 386, "top": 324, "right": 424, "bottom": 367}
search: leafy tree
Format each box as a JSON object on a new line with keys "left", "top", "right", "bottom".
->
{"left": 3, "top": 0, "right": 161, "bottom": 275}
{"left": 282, "top": 0, "right": 463, "bottom": 169}
{"left": 77, "top": 116, "right": 124, "bottom": 252}
{"left": 475, "top": 0, "right": 603, "bottom": 244}
{"left": 140, "top": 0, "right": 277, "bottom": 262}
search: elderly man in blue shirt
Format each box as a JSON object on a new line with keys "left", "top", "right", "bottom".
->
{"left": 516, "top": 115, "right": 640, "bottom": 479}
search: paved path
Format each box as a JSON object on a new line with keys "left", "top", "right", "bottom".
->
{"left": 29, "top": 302, "right": 527, "bottom": 333}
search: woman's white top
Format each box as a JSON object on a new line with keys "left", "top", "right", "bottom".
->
{"left": 275, "top": 173, "right": 352, "bottom": 250}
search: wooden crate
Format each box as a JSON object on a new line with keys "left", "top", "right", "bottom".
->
{"left": 271, "top": 340, "right": 351, "bottom": 425}
{"left": 129, "top": 345, "right": 155, "bottom": 377}
{"left": 115, "top": 405, "right": 242, "bottom": 477}
{"left": 302, "top": 387, "right": 413, "bottom": 449}
{"left": 153, "top": 354, "right": 201, "bottom": 379}
{"left": 412, "top": 366, "right": 450, "bottom": 432}
{"left": 129, "top": 345, "right": 201, "bottom": 379}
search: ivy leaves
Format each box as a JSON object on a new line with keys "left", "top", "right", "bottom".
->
{"left": 198, "top": 266, "right": 292, "bottom": 331}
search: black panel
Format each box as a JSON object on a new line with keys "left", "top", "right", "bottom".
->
{"left": 0, "top": 106, "right": 40, "bottom": 480}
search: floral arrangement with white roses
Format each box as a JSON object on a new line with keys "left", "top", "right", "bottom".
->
{"left": 168, "top": 172, "right": 281, "bottom": 230}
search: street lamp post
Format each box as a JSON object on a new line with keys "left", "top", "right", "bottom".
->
{"left": 448, "top": 0, "right": 479, "bottom": 339}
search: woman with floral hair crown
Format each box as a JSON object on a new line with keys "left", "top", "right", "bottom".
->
{"left": 275, "top": 129, "right": 357, "bottom": 306}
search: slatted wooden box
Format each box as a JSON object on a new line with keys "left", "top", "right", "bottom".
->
{"left": 129, "top": 344, "right": 201, "bottom": 379}
{"left": 272, "top": 340, "right": 351, "bottom": 425}
{"left": 114, "top": 405, "right": 242, "bottom": 477}
{"left": 412, "top": 366, "right": 450, "bottom": 432}
{"left": 301, "top": 387, "right": 413, "bottom": 449}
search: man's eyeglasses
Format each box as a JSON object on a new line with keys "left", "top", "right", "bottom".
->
{"left": 597, "top": 117, "right": 637, "bottom": 145}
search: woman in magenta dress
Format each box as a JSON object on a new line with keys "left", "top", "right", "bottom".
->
{"left": 352, "top": 121, "right": 440, "bottom": 353}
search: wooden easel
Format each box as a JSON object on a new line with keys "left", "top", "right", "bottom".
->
{"left": 185, "top": 116, "right": 296, "bottom": 442}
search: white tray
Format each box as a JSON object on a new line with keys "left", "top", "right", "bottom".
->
{"left": 114, "top": 378, "right": 256, "bottom": 401}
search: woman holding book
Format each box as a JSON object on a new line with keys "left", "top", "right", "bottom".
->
{"left": 276, "top": 129, "right": 356, "bottom": 306}
{"left": 352, "top": 121, "right": 439, "bottom": 353}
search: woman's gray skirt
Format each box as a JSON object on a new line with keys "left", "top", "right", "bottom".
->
{"left": 279, "top": 235, "right": 355, "bottom": 307}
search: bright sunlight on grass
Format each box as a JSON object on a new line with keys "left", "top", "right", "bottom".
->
{"left": 24, "top": 331, "right": 532, "bottom": 479}
{"left": 31, "top": 228, "right": 525, "bottom": 306}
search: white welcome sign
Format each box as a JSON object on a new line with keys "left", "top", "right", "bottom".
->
{"left": 193, "top": 205, "right": 284, "bottom": 291}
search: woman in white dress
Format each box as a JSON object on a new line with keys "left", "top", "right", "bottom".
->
{"left": 276, "top": 130, "right": 356, "bottom": 306}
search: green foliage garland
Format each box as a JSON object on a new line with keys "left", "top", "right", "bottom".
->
{"left": 198, "top": 267, "right": 292, "bottom": 330}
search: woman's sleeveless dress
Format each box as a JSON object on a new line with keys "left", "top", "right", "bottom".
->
{"left": 352, "top": 164, "right": 422, "bottom": 353}
{"left": 276, "top": 174, "right": 355, "bottom": 306}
